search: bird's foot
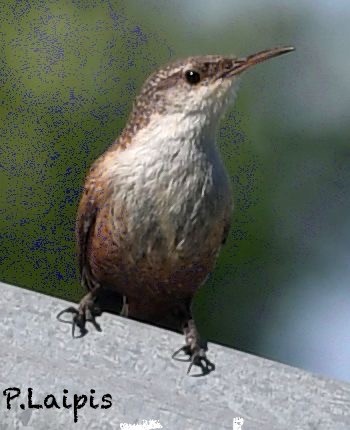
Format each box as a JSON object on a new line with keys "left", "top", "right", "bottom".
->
{"left": 56, "top": 291, "right": 102, "bottom": 338}
{"left": 172, "top": 319, "right": 215, "bottom": 376}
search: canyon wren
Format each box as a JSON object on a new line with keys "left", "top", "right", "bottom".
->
{"left": 67, "top": 46, "right": 294, "bottom": 375}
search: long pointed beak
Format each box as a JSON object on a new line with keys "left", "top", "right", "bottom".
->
{"left": 224, "top": 46, "right": 295, "bottom": 78}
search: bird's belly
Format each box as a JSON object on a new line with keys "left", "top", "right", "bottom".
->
{"left": 95, "top": 178, "right": 231, "bottom": 299}
{"left": 91, "top": 143, "right": 232, "bottom": 299}
{"left": 128, "top": 176, "right": 229, "bottom": 262}
{"left": 104, "top": 218, "right": 224, "bottom": 300}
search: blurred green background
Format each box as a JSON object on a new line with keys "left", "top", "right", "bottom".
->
{"left": 1, "top": 0, "right": 349, "bottom": 381}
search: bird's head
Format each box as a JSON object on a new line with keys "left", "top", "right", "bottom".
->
{"left": 134, "top": 47, "right": 294, "bottom": 121}
{"left": 119, "top": 47, "right": 294, "bottom": 146}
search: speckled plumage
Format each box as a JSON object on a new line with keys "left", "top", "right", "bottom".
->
{"left": 73, "top": 47, "right": 294, "bottom": 373}
{"left": 76, "top": 54, "right": 243, "bottom": 323}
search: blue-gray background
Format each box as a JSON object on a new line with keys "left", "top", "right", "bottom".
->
{"left": 1, "top": 0, "right": 349, "bottom": 382}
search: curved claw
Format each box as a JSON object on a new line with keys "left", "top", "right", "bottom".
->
{"left": 57, "top": 291, "right": 103, "bottom": 338}
{"left": 172, "top": 344, "right": 216, "bottom": 376}
{"left": 56, "top": 306, "right": 79, "bottom": 324}
{"left": 187, "top": 350, "right": 216, "bottom": 376}
{"left": 172, "top": 345, "right": 191, "bottom": 361}
{"left": 70, "top": 308, "right": 102, "bottom": 338}
{"left": 56, "top": 306, "right": 88, "bottom": 338}
{"left": 57, "top": 304, "right": 102, "bottom": 338}
{"left": 72, "top": 312, "right": 88, "bottom": 338}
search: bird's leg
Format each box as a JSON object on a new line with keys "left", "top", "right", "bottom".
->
{"left": 74, "top": 290, "right": 102, "bottom": 336}
{"left": 172, "top": 302, "right": 215, "bottom": 376}
{"left": 120, "top": 295, "right": 129, "bottom": 317}
{"left": 183, "top": 319, "right": 215, "bottom": 375}
{"left": 56, "top": 288, "right": 102, "bottom": 338}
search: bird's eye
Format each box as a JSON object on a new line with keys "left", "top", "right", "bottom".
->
{"left": 184, "top": 70, "right": 201, "bottom": 85}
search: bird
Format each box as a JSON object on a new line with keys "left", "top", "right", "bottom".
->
{"left": 60, "top": 46, "right": 294, "bottom": 375}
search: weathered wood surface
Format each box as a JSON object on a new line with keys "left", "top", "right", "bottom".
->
{"left": 0, "top": 281, "right": 349, "bottom": 429}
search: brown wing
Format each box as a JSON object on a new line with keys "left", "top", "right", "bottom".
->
{"left": 76, "top": 160, "right": 107, "bottom": 292}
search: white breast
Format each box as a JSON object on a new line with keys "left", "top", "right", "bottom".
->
{"left": 108, "top": 112, "right": 232, "bottom": 262}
